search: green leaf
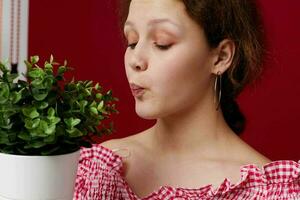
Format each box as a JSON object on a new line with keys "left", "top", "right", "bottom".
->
{"left": 43, "top": 77, "right": 54, "bottom": 89}
{"left": 44, "top": 63, "right": 53, "bottom": 74}
{"left": 6, "top": 131, "right": 16, "bottom": 142}
{"left": 31, "top": 78, "right": 44, "bottom": 86}
{"left": 97, "top": 101, "right": 104, "bottom": 111}
{"left": 30, "top": 55, "right": 39, "bottom": 64}
{"left": 28, "top": 129, "right": 39, "bottom": 137}
{"left": 0, "top": 123, "right": 13, "bottom": 130}
{"left": 25, "top": 118, "right": 40, "bottom": 129}
{"left": 39, "top": 120, "right": 48, "bottom": 132}
{"left": 17, "top": 132, "right": 31, "bottom": 141}
{"left": 45, "top": 63, "right": 52, "bottom": 70}
{"left": 90, "top": 101, "right": 97, "bottom": 108}
{"left": 22, "top": 107, "right": 39, "bottom": 119}
{"left": 58, "top": 66, "right": 67, "bottom": 75}
{"left": 0, "top": 116, "right": 13, "bottom": 129}
{"left": 35, "top": 101, "right": 49, "bottom": 110}
{"left": 47, "top": 107, "right": 55, "bottom": 117}
{"left": 66, "top": 128, "right": 83, "bottom": 137}
{"left": 24, "top": 140, "right": 46, "bottom": 149}
{"left": 0, "top": 61, "right": 8, "bottom": 72}
{"left": 78, "top": 100, "right": 88, "bottom": 112}
{"left": 33, "top": 93, "right": 48, "bottom": 101}
{"left": 72, "top": 118, "right": 81, "bottom": 127}
{"left": 89, "top": 107, "right": 98, "bottom": 115}
{"left": 83, "top": 88, "right": 91, "bottom": 96}
{"left": 96, "top": 93, "right": 102, "bottom": 99}
{"left": 10, "top": 91, "right": 22, "bottom": 104}
{"left": 44, "top": 134, "right": 56, "bottom": 143}
{"left": 28, "top": 68, "right": 44, "bottom": 78}
{"left": 94, "top": 83, "right": 101, "bottom": 90}
{"left": 48, "top": 117, "right": 60, "bottom": 125}
{"left": 6, "top": 73, "right": 19, "bottom": 83}
{"left": 45, "top": 124, "right": 56, "bottom": 135}
{"left": 0, "top": 134, "right": 9, "bottom": 144}
{"left": 0, "top": 83, "right": 10, "bottom": 104}
{"left": 31, "top": 88, "right": 48, "bottom": 101}
{"left": 107, "top": 90, "right": 112, "bottom": 96}
{"left": 64, "top": 117, "right": 81, "bottom": 128}
{"left": 24, "top": 60, "right": 32, "bottom": 69}
{"left": 85, "top": 80, "right": 93, "bottom": 87}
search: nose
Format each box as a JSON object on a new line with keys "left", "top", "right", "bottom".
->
{"left": 131, "top": 60, "right": 147, "bottom": 71}
{"left": 128, "top": 45, "right": 148, "bottom": 72}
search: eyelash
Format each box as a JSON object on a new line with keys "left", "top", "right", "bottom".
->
{"left": 127, "top": 42, "right": 172, "bottom": 50}
{"left": 127, "top": 43, "right": 137, "bottom": 49}
{"left": 156, "top": 43, "right": 172, "bottom": 50}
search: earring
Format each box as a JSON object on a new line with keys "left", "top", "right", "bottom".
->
{"left": 214, "top": 71, "right": 222, "bottom": 110}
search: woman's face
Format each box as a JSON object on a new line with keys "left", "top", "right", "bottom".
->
{"left": 124, "top": 0, "right": 215, "bottom": 119}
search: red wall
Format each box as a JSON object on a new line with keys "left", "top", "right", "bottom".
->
{"left": 28, "top": 1, "right": 300, "bottom": 161}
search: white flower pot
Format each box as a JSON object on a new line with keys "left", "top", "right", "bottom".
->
{"left": 0, "top": 150, "right": 80, "bottom": 200}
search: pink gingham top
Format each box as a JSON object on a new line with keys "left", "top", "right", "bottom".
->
{"left": 73, "top": 144, "right": 300, "bottom": 200}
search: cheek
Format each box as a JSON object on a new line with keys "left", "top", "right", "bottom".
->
{"left": 152, "top": 47, "right": 211, "bottom": 98}
{"left": 124, "top": 51, "right": 131, "bottom": 79}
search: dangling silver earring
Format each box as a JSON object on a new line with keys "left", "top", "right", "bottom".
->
{"left": 214, "top": 71, "right": 222, "bottom": 110}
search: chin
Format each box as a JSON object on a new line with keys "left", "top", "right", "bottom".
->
{"left": 135, "top": 110, "right": 158, "bottom": 120}
{"left": 135, "top": 105, "right": 177, "bottom": 120}
{"left": 135, "top": 105, "right": 161, "bottom": 120}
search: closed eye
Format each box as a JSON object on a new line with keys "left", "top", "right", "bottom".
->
{"left": 127, "top": 43, "right": 137, "bottom": 49}
{"left": 127, "top": 43, "right": 172, "bottom": 50}
{"left": 155, "top": 43, "right": 172, "bottom": 50}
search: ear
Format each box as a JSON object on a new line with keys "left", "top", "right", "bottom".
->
{"left": 211, "top": 39, "right": 235, "bottom": 75}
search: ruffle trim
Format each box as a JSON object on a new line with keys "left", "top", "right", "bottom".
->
{"left": 77, "top": 144, "right": 300, "bottom": 199}
{"left": 79, "top": 144, "right": 123, "bottom": 173}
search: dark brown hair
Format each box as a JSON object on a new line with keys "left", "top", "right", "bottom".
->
{"left": 118, "top": 0, "right": 266, "bottom": 135}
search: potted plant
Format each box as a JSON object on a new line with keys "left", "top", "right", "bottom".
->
{"left": 0, "top": 55, "right": 117, "bottom": 200}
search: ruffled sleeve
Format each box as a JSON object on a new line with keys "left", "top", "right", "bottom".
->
{"left": 72, "top": 145, "right": 300, "bottom": 200}
{"left": 264, "top": 160, "right": 300, "bottom": 199}
{"left": 73, "top": 144, "right": 124, "bottom": 200}
{"left": 206, "top": 160, "right": 300, "bottom": 200}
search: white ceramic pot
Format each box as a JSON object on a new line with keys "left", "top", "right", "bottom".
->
{"left": 0, "top": 150, "right": 80, "bottom": 200}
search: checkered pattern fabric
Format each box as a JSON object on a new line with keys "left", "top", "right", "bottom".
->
{"left": 73, "top": 145, "right": 300, "bottom": 200}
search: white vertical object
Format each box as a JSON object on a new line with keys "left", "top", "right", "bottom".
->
{"left": 0, "top": 150, "right": 80, "bottom": 200}
{"left": 0, "top": 0, "right": 28, "bottom": 77}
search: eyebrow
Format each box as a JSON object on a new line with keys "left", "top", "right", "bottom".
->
{"left": 124, "top": 18, "right": 181, "bottom": 29}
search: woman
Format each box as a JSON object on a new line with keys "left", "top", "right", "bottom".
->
{"left": 74, "top": 0, "right": 300, "bottom": 199}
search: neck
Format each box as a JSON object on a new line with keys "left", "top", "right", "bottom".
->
{"left": 150, "top": 99, "right": 236, "bottom": 158}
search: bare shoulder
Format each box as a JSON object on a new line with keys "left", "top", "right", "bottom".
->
{"left": 100, "top": 130, "right": 148, "bottom": 154}
{"left": 100, "top": 131, "right": 151, "bottom": 177}
{"left": 248, "top": 149, "right": 272, "bottom": 166}
{"left": 236, "top": 139, "right": 272, "bottom": 167}
{"left": 227, "top": 133, "right": 272, "bottom": 167}
{"left": 100, "top": 138, "right": 127, "bottom": 150}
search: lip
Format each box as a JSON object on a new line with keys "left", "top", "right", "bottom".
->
{"left": 130, "top": 83, "right": 146, "bottom": 97}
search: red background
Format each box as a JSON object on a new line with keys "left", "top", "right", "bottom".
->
{"left": 28, "top": 1, "right": 300, "bottom": 161}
